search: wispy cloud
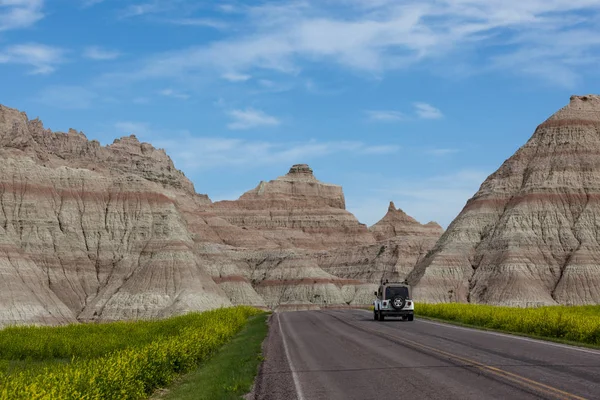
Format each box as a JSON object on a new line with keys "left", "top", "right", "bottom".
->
{"left": 119, "top": 2, "right": 163, "bottom": 18}
{"left": 222, "top": 72, "right": 251, "bottom": 82}
{"left": 36, "top": 85, "right": 97, "bottom": 109}
{"left": 0, "top": 43, "right": 65, "bottom": 74}
{"left": 159, "top": 88, "right": 190, "bottom": 99}
{"left": 166, "top": 18, "right": 227, "bottom": 29}
{"left": 115, "top": 123, "right": 399, "bottom": 170}
{"left": 366, "top": 110, "right": 405, "bottom": 122}
{"left": 227, "top": 108, "right": 280, "bottom": 130}
{"left": 84, "top": 46, "right": 120, "bottom": 60}
{"left": 116, "top": 0, "right": 600, "bottom": 87}
{"left": 0, "top": 0, "right": 44, "bottom": 31}
{"left": 414, "top": 102, "right": 443, "bottom": 119}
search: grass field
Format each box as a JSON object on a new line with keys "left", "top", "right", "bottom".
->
{"left": 416, "top": 303, "right": 600, "bottom": 346}
{"left": 0, "top": 306, "right": 263, "bottom": 399}
{"left": 153, "top": 313, "right": 269, "bottom": 400}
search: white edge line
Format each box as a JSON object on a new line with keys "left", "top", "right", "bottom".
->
{"left": 355, "top": 309, "right": 600, "bottom": 355}
{"left": 277, "top": 313, "right": 306, "bottom": 400}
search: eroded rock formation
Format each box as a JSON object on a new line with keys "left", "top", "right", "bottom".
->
{"left": 208, "top": 164, "right": 375, "bottom": 250}
{"left": 0, "top": 104, "right": 444, "bottom": 326}
{"left": 318, "top": 202, "right": 443, "bottom": 304}
{"left": 0, "top": 105, "right": 231, "bottom": 325}
{"left": 409, "top": 95, "right": 600, "bottom": 306}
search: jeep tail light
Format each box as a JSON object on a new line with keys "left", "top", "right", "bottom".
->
{"left": 407, "top": 301, "right": 412, "bottom": 306}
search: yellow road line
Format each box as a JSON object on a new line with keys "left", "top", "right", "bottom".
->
{"left": 327, "top": 312, "right": 587, "bottom": 400}
{"left": 397, "top": 336, "right": 587, "bottom": 400}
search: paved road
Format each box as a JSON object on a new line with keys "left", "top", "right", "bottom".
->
{"left": 250, "top": 309, "right": 600, "bottom": 400}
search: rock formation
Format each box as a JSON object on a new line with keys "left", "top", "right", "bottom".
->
{"left": 409, "top": 95, "right": 600, "bottom": 306}
{"left": 370, "top": 201, "right": 443, "bottom": 242}
{"left": 318, "top": 202, "right": 443, "bottom": 304}
{"left": 208, "top": 164, "right": 375, "bottom": 250}
{"left": 0, "top": 103, "right": 444, "bottom": 326}
{"left": 0, "top": 105, "right": 231, "bottom": 326}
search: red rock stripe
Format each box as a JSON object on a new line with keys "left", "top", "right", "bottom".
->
{"left": 0, "top": 182, "right": 174, "bottom": 204}
{"left": 464, "top": 193, "right": 600, "bottom": 212}
{"left": 538, "top": 119, "right": 600, "bottom": 129}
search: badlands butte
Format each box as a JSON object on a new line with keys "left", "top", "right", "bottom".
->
{"left": 1, "top": 94, "right": 600, "bottom": 326}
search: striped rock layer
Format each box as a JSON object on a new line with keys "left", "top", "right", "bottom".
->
{"left": 208, "top": 164, "right": 376, "bottom": 250}
{"left": 0, "top": 104, "right": 443, "bottom": 325}
{"left": 408, "top": 95, "right": 600, "bottom": 306}
{"left": 0, "top": 105, "right": 231, "bottom": 326}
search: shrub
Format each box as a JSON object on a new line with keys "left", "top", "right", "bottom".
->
{"left": 0, "top": 307, "right": 261, "bottom": 400}
{"left": 416, "top": 303, "right": 600, "bottom": 346}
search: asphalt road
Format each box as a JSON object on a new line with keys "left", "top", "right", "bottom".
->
{"left": 250, "top": 309, "right": 600, "bottom": 400}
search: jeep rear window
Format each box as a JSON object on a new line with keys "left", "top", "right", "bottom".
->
{"left": 385, "top": 287, "right": 409, "bottom": 299}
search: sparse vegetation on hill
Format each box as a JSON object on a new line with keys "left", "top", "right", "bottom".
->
{"left": 0, "top": 307, "right": 262, "bottom": 399}
{"left": 416, "top": 303, "right": 600, "bottom": 346}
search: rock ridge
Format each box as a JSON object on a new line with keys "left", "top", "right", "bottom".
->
{"left": 408, "top": 94, "right": 600, "bottom": 306}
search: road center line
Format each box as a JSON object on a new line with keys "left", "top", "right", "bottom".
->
{"left": 277, "top": 313, "right": 306, "bottom": 400}
{"left": 327, "top": 311, "right": 588, "bottom": 400}
{"left": 355, "top": 309, "right": 600, "bottom": 356}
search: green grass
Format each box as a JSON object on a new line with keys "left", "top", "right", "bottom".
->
{"left": 153, "top": 313, "right": 269, "bottom": 400}
{"left": 416, "top": 303, "right": 600, "bottom": 347}
{"left": 0, "top": 307, "right": 263, "bottom": 399}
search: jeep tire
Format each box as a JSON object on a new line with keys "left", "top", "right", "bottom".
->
{"left": 379, "top": 310, "right": 385, "bottom": 321}
{"left": 374, "top": 310, "right": 379, "bottom": 320}
{"left": 390, "top": 295, "right": 406, "bottom": 310}
{"left": 408, "top": 314, "right": 414, "bottom": 321}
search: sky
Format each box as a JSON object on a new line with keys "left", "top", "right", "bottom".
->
{"left": 2, "top": 0, "right": 600, "bottom": 228}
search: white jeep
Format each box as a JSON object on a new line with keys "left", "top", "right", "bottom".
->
{"left": 373, "top": 282, "right": 414, "bottom": 321}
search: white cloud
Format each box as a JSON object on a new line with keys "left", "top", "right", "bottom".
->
{"left": 119, "top": 2, "right": 163, "bottom": 18}
{"left": 84, "top": 46, "right": 120, "bottom": 60}
{"left": 0, "top": 0, "right": 44, "bottom": 31}
{"left": 221, "top": 72, "right": 251, "bottom": 82}
{"left": 0, "top": 43, "right": 65, "bottom": 74}
{"left": 366, "top": 110, "right": 405, "bottom": 122}
{"left": 36, "top": 85, "right": 97, "bottom": 109}
{"left": 227, "top": 108, "right": 280, "bottom": 130}
{"left": 117, "top": 0, "right": 600, "bottom": 87}
{"left": 117, "top": 123, "right": 399, "bottom": 171}
{"left": 414, "top": 102, "right": 443, "bottom": 119}
{"left": 166, "top": 18, "right": 227, "bottom": 29}
{"left": 158, "top": 88, "right": 190, "bottom": 99}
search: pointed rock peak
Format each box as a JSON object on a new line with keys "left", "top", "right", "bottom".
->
{"left": 388, "top": 201, "right": 396, "bottom": 212}
{"left": 424, "top": 221, "right": 444, "bottom": 231}
{"left": 0, "top": 104, "right": 28, "bottom": 124}
{"left": 67, "top": 128, "right": 88, "bottom": 140}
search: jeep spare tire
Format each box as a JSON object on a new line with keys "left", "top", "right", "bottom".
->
{"left": 391, "top": 295, "right": 406, "bottom": 310}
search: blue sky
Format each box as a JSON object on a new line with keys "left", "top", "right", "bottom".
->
{"left": 2, "top": 0, "right": 600, "bottom": 227}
